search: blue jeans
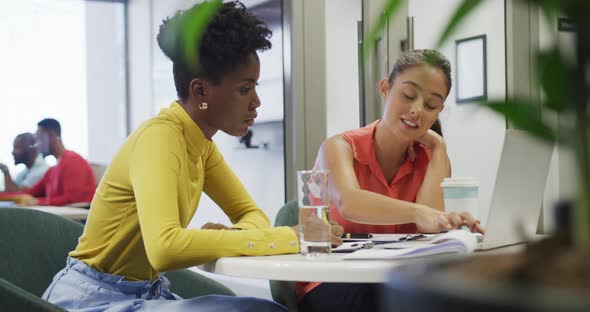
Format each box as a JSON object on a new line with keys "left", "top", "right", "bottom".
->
{"left": 43, "top": 257, "right": 286, "bottom": 312}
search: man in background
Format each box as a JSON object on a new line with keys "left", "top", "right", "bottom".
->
{"left": 1, "top": 118, "right": 97, "bottom": 206}
{"left": 0, "top": 133, "right": 49, "bottom": 192}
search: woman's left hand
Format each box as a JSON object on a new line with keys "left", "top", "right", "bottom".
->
{"left": 408, "top": 129, "right": 445, "bottom": 161}
{"left": 416, "top": 129, "right": 444, "bottom": 150}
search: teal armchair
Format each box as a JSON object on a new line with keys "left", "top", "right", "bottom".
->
{"left": 269, "top": 200, "right": 299, "bottom": 311}
{"left": 166, "top": 269, "right": 234, "bottom": 299}
{"left": 0, "top": 208, "right": 234, "bottom": 311}
{"left": 0, "top": 277, "right": 66, "bottom": 312}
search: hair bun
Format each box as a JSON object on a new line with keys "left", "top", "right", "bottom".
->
{"left": 156, "top": 1, "right": 223, "bottom": 65}
{"left": 157, "top": 13, "right": 184, "bottom": 63}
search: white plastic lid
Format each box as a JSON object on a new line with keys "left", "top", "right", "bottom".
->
{"left": 440, "top": 177, "right": 480, "bottom": 188}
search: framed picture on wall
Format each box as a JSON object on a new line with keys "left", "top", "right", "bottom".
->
{"left": 455, "top": 34, "right": 487, "bottom": 103}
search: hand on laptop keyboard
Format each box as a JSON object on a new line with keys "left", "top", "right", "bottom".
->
{"left": 446, "top": 211, "right": 485, "bottom": 234}
{"left": 415, "top": 205, "right": 485, "bottom": 234}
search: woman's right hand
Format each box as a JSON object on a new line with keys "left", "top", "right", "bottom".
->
{"left": 414, "top": 204, "right": 453, "bottom": 233}
{"left": 414, "top": 205, "right": 485, "bottom": 234}
{"left": 446, "top": 211, "right": 485, "bottom": 234}
{"left": 290, "top": 219, "right": 344, "bottom": 247}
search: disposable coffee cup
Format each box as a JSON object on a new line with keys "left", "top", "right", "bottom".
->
{"left": 440, "top": 178, "right": 479, "bottom": 218}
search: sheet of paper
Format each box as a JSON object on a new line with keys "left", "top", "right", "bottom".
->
{"left": 344, "top": 230, "right": 477, "bottom": 260}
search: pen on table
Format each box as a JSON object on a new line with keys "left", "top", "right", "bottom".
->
{"left": 398, "top": 234, "right": 426, "bottom": 241}
{"left": 343, "top": 233, "right": 373, "bottom": 239}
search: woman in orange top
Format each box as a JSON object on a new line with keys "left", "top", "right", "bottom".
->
{"left": 298, "top": 50, "right": 484, "bottom": 312}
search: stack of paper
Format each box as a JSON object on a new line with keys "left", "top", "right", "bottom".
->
{"left": 343, "top": 230, "right": 478, "bottom": 260}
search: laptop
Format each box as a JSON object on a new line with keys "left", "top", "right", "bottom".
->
{"left": 344, "top": 129, "right": 553, "bottom": 251}
{"left": 476, "top": 129, "right": 553, "bottom": 250}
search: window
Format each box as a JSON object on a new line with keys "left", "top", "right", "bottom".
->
{"left": 0, "top": 0, "right": 127, "bottom": 189}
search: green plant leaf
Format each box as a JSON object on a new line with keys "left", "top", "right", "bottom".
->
{"left": 364, "top": 0, "right": 405, "bottom": 56}
{"left": 482, "top": 100, "right": 556, "bottom": 142}
{"left": 531, "top": 0, "right": 563, "bottom": 18}
{"left": 181, "top": 0, "right": 222, "bottom": 70}
{"left": 536, "top": 49, "right": 569, "bottom": 112}
{"left": 437, "top": 0, "right": 484, "bottom": 47}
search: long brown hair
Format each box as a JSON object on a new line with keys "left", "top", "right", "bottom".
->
{"left": 431, "top": 118, "right": 443, "bottom": 137}
{"left": 388, "top": 49, "right": 452, "bottom": 97}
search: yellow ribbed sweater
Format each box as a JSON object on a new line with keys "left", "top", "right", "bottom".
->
{"left": 70, "top": 101, "right": 298, "bottom": 281}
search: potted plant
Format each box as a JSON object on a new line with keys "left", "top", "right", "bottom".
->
{"left": 365, "top": 0, "right": 590, "bottom": 310}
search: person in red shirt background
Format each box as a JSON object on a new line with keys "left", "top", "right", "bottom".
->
{"left": 1, "top": 118, "right": 97, "bottom": 206}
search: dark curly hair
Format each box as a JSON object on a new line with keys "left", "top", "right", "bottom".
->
{"left": 157, "top": 0, "right": 272, "bottom": 99}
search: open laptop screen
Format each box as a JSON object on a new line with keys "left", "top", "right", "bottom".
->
{"left": 481, "top": 129, "right": 553, "bottom": 249}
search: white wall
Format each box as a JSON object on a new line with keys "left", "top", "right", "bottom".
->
{"left": 85, "top": 1, "right": 128, "bottom": 165}
{"left": 128, "top": 0, "right": 155, "bottom": 131}
{"left": 325, "top": 0, "right": 362, "bottom": 137}
{"left": 256, "top": 25, "right": 285, "bottom": 123}
{"left": 409, "top": 0, "right": 507, "bottom": 223}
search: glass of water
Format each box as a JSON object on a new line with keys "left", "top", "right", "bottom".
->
{"left": 297, "top": 169, "right": 331, "bottom": 258}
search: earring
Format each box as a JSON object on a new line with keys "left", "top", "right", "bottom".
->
{"left": 199, "top": 102, "right": 208, "bottom": 110}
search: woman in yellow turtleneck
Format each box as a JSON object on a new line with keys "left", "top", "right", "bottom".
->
{"left": 42, "top": 1, "right": 341, "bottom": 311}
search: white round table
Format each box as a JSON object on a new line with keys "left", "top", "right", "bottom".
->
{"left": 200, "top": 254, "right": 406, "bottom": 283}
{"left": 199, "top": 242, "right": 522, "bottom": 283}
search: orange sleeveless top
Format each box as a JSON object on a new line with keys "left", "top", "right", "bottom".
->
{"left": 296, "top": 119, "right": 431, "bottom": 300}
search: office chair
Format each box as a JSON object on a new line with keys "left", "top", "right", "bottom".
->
{"left": 0, "top": 208, "right": 235, "bottom": 311}
{"left": 269, "top": 200, "right": 300, "bottom": 311}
